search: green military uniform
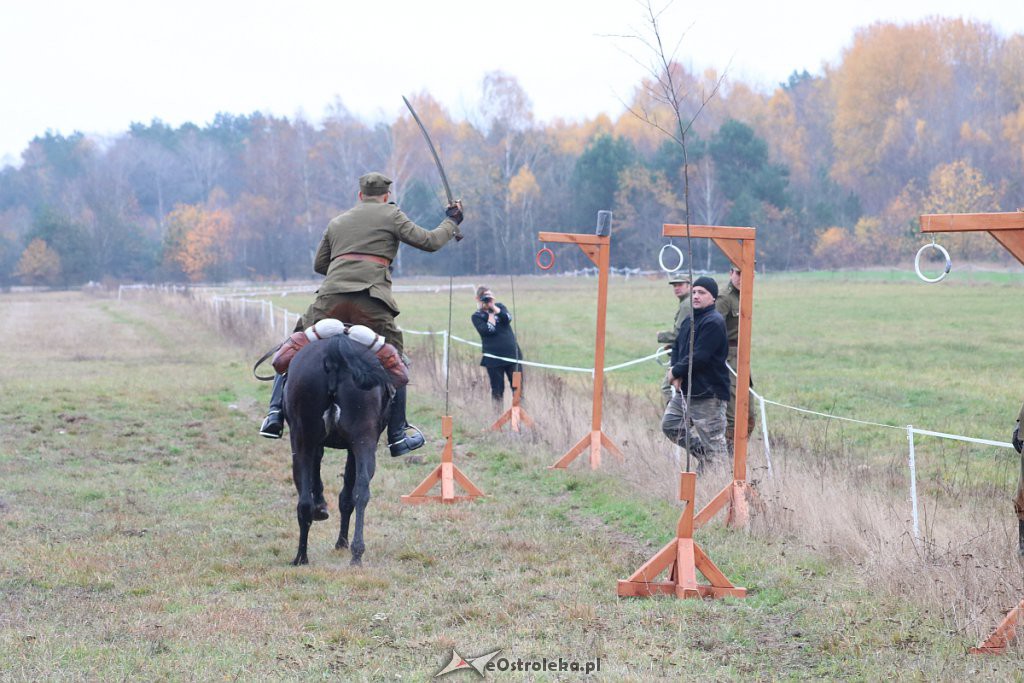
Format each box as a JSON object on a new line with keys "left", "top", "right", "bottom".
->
{"left": 715, "top": 280, "right": 756, "bottom": 445}
{"left": 298, "top": 173, "right": 461, "bottom": 354}
{"left": 657, "top": 293, "right": 691, "bottom": 404}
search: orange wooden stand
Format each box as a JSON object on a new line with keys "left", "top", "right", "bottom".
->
{"left": 538, "top": 231, "right": 624, "bottom": 469}
{"left": 663, "top": 224, "right": 757, "bottom": 529}
{"left": 617, "top": 472, "right": 746, "bottom": 599}
{"left": 400, "top": 416, "right": 484, "bottom": 504}
{"left": 920, "top": 211, "right": 1024, "bottom": 655}
{"left": 970, "top": 599, "right": 1024, "bottom": 655}
{"left": 489, "top": 371, "right": 534, "bottom": 433}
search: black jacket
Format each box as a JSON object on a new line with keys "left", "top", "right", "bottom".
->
{"left": 471, "top": 303, "right": 521, "bottom": 368}
{"left": 669, "top": 303, "right": 730, "bottom": 401}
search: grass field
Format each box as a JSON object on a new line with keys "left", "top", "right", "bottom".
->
{"left": 2, "top": 275, "right": 1023, "bottom": 679}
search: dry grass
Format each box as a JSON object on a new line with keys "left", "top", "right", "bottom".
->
{"left": 4, "top": 286, "right": 1023, "bottom": 679}
{"left": 393, "top": 316, "right": 1024, "bottom": 643}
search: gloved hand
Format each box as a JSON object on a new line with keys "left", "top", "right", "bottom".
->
{"left": 445, "top": 200, "right": 464, "bottom": 225}
{"left": 1013, "top": 424, "right": 1022, "bottom": 454}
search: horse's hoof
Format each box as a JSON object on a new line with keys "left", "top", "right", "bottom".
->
{"left": 313, "top": 504, "right": 329, "bottom": 521}
{"left": 350, "top": 557, "right": 362, "bottom": 567}
{"left": 291, "top": 555, "right": 309, "bottom": 566}
{"left": 335, "top": 538, "right": 349, "bottom": 550}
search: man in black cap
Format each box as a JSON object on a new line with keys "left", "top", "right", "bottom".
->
{"left": 661, "top": 275, "right": 730, "bottom": 472}
{"left": 260, "top": 171, "right": 464, "bottom": 457}
{"left": 657, "top": 274, "right": 691, "bottom": 404}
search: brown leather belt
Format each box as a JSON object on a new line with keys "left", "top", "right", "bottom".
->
{"left": 334, "top": 252, "right": 391, "bottom": 267}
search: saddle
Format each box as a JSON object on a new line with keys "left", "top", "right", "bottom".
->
{"left": 270, "top": 318, "right": 408, "bottom": 387}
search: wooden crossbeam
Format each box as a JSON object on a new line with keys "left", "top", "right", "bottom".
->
{"left": 920, "top": 212, "right": 1024, "bottom": 232}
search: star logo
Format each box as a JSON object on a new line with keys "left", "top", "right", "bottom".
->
{"left": 434, "top": 648, "right": 502, "bottom": 678}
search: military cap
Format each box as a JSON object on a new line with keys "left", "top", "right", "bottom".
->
{"left": 667, "top": 274, "right": 691, "bottom": 285}
{"left": 359, "top": 172, "right": 393, "bottom": 196}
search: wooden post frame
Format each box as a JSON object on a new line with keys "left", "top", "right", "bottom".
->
{"left": 489, "top": 371, "right": 534, "bottom": 433}
{"left": 400, "top": 416, "right": 484, "bottom": 504}
{"left": 538, "top": 231, "right": 624, "bottom": 470}
{"left": 920, "top": 211, "right": 1024, "bottom": 266}
{"left": 920, "top": 210, "right": 1024, "bottom": 656}
{"left": 617, "top": 472, "right": 746, "bottom": 599}
{"left": 662, "top": 224, "right": 756, "bottom": 529}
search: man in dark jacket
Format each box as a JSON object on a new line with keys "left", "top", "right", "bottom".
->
{"left": 260, "top": 172, "right": 463, "bottom": 457}
{"left": 471, "top": 286, "right": 522, "bottom": 404}
{"left": 661, "top": 276, "right": 730, "bottom": 472}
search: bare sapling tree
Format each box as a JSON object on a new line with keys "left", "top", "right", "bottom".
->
{"left": 611, "top": 0, "right": 728, "bottom": 472}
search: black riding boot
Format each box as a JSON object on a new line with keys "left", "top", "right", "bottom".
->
{"left": 387, "top": 385, "right": 424, "bottom": 457}
{"left": 260, "top": 373, "right": 286, "bottom": 439}
{"left": 1019, "top": 519, "right": 1023, "bottom": 557}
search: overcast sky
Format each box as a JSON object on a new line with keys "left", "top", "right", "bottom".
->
{"left": 2, "top": 0, "right": 1021, "bottom": 167}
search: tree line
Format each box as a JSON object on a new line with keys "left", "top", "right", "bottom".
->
{"left": 2, "top": 17, "right": 1022, "bottom": 287}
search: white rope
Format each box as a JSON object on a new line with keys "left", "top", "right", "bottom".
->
{"left": 909, "top": 427, "right": 1014, "bottom": 450}
{"left": 194, "top": 288, "right": 1016, "bottom": 459}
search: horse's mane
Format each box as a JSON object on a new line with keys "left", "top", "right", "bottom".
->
{"left": 325, "top": 334, "right": 395, "bottom": 391}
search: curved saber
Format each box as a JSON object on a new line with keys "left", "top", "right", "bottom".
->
{"left": 402, "top": 95, "right": 455, "bottom": 206}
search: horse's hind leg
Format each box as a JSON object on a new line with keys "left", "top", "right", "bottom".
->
{"left": 313, "top": 448, "right": 329, "bottom": 521}
{"left": 349, "top": 442, "right": 377, "bottom": 566}
{"left": 335, "top": 450, "right": 356, "bottom": 550}
{"left": 291, "top": 446, "right": 315, "bottom": 566}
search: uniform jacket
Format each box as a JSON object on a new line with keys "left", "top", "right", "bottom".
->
{"left": 715, "top": 281, "right": 740, "bottom": 344}
{"left": 657, "top": 295, "right": 691, "bottom": 345}
{"left": 670, "top": 303, "right": 730, "bottom": 402}
{"left": 313, "top": 199, "right": 460, "bottom": 314}
{"left": 471, "top": 303, "right": 521, "bottom": 368}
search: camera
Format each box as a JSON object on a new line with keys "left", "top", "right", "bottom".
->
{"left": 481, "top": 295, "right": 494, "bottom": 304}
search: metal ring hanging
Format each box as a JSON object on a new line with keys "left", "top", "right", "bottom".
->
{"left": 536, "top": 247, "right": 555, "bottom": 270}
{"left": 914, "top": 241, "right": 951, "bottom": 283}
{"left": 658, "top": 243, "right": 684, "bottom": 273}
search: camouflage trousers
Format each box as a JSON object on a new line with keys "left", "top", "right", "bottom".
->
{"left": 726, "top": 347, "right": 756, "bottom": 445}
{"left": 661, "top": 392, "right": 728, "bottom": 473}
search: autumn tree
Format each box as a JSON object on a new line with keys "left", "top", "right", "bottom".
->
{"left": 15, "top": 238, "right": 61, "bottom": 285}
{"left": 162, "top": 200, "right": 234, "bottom": 281}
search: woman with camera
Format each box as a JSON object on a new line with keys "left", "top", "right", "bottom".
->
{"left": 471, "top": 285, "right": 523, "bottom": 405}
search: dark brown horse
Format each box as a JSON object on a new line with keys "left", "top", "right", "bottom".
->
{"left": 285, "top": 333, "right": 394, "bottom": 566}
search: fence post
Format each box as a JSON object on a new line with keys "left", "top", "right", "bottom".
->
{"left": 906, "top": 425, "right": 921, "bottom": 543}
{"left": 759, "top": 394, "right": 773, "bottom": 478}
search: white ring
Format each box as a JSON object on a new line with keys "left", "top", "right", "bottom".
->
{"left": 659, "top": 243, "right": 684, "bottom": 273}
{"left": 654, "top": 346, "right": 671, "bottom": 367}
{"left": 914, "top": 242, "right": 951, "bottom": 283}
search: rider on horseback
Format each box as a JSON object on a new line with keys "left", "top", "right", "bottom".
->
{"left": 260, "top": 171, "right": 464, "bottom": 456}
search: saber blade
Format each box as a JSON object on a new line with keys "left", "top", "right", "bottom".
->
{"left": 402, "top": 95, "right": 454, "bottom": 205}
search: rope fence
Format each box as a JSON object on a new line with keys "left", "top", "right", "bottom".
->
{"left": 128, "top": 281, "right": 1016, "bottom": 545}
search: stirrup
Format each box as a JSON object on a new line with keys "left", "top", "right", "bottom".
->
{"left": 388, "top": 424, "right": 425, "bottom": 457}
{"left": 260, "top": 410, "right": 284, "bottom": 439}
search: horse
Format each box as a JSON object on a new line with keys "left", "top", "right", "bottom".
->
{"left": 284, "top": 333, "right": 394, "bottom": 566}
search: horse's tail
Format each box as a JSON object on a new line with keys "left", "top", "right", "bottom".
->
{"left": 321, "top": 334, "right": 394, "bottom": 432}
